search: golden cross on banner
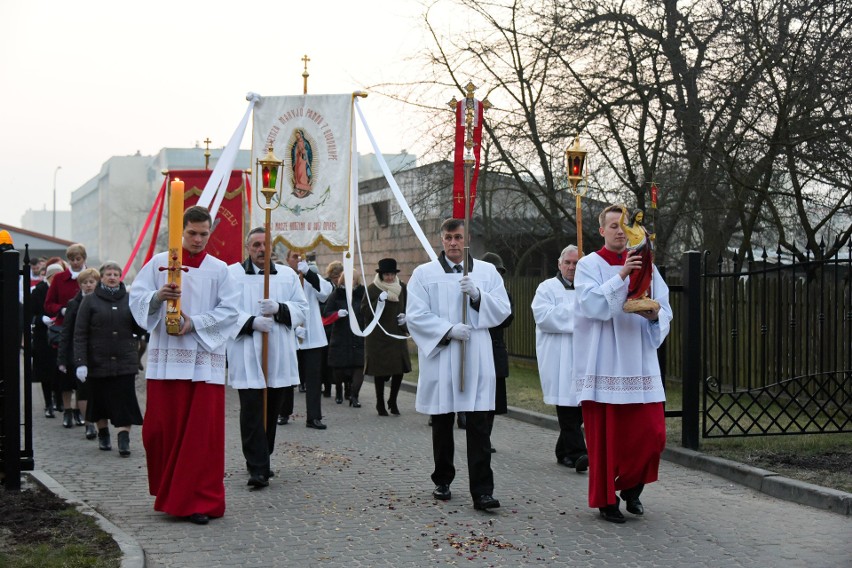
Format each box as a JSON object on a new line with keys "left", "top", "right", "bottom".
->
{"left": 302, "top": 54, "right": 310, "bottom": 94}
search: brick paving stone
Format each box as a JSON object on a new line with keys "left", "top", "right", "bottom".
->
{"left": 29, "top": 379, "right": 851, "bottom": 568}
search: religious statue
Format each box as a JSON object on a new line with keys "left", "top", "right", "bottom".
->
{"left": 620, "top": 206, "right": 660, "bottom": 313}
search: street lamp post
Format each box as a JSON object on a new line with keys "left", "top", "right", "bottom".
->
{"left": 52, "top": 166, "right": 61, "bottom": 237}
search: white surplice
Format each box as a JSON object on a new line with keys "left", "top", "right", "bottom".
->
{"left": 571, "top": 252, "right": 672, "bottom": 405}
{"left": 407, "top": 258, "right": 511, "bottom": 415}
{"left": 226, "top": 263, "right": 309, "bottom": 390}
{"left": 295, "top": 271, "right": 333, "bottom": 350}
{"left": 129, "top": 252, "right": 239, "bottom": 385}
{"left": 532, "top": 275, "right": 577, "bottom": 406}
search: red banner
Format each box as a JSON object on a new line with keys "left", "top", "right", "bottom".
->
{"left": 452, "top": 98, "right": 484, "bottom": 219}
{"left": 650, "top": 182, "right": 658, "bottom": 209}
{"left": 169, "top": 170, "right": 246, "bottom": 266}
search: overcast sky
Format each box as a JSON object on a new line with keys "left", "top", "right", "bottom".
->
{"left": 0, "top": 0, "right": 457, "bottom": 228}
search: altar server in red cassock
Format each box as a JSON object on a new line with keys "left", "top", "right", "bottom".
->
{"left": 129, "top": 206, "right": 239, "bottom": 525}
{"left": 572, "top": 204, "right": 672, "bottom": 523}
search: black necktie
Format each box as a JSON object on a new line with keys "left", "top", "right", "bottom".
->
{"left": 454, "top": 265, "right": 463, "bottom": 273}
{"left": 258, "top": 269, "right": 264, "bottom": 275}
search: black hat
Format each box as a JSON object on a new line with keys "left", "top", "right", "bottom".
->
{"left": 480, "top": 252, "right": 506, "bottom": 274}
{"left": 376, "top": 258, "right": 400, "bottom": 274}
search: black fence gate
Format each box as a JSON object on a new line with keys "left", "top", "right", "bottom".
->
{"left": 679, "top": 244, "right": 852, "bottom": 448}
{"left": 0, "top": 248, "right": 35, "bottom": 490}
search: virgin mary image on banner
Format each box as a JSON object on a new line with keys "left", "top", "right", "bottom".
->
{"left": 291, "top": 129, "right": 313, "bottom": 198}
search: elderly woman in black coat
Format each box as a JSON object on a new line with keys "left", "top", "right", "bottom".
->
{"left": 323, "top": 269, "right": 366, "bottom": 407}
{"left": 361, "top": 258, "right": 411, "bottom": 416}
{"left": 73, "top": 261, "right": 144, "bottom": 456}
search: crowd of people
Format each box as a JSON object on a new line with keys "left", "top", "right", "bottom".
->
{"left": 26, "top": 201, "right": 671, "bottom": 527}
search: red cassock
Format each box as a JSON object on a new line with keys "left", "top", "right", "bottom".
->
{"left": 581, "top": 401, "right": 666, "bottom": 508}
{"left": 143, "top": 380, "right": 226, "bottom": 518}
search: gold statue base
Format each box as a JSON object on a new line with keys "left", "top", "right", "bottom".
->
{"left": 623, "top": 296, "right": 660, "bottom": 313}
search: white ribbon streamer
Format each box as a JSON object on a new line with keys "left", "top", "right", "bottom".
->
{"left": 198, "top": 92, "right": 261, "bottom": 220}
{"left": 354, "top": 98, "right": 438, "bottom": 262}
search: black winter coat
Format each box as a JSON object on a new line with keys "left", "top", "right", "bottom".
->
{"left": 489, "top": 291, "right": 514, "bottom": 378}
{"left": 73, "top": 283, "right": 144, "bottom": 378}
{"left": 361, "top": 282, "right": 412, "bottom": 377}
{"left": 57, "top": 292, "right": 83, "bottom": 371}
{"left": 30, "top": 280, "right": 53, "bottom": 381}
{"left": 323, "top": 285, "right": 365, "bottom": 369}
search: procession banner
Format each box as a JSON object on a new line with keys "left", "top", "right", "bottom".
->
{"left": 251, "top": 94, "right": 353, "bottom": 252}
{"left": 168, "top": 169, "right": 246, "bottom": 265}
{"left": 451, "top": 97, "right": 484, "bottom": 219}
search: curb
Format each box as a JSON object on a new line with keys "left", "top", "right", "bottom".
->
{"left": 394, "top": 378, "right": 852, "bottom": 516}
{"left": 27, "top": 470, "right": 146, "bottom": 568}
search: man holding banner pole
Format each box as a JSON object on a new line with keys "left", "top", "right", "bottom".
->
{"left": 226, "top": 228, "right": 308, "bottom": 488}
{"left": 406, "top": 83, "right": 508, "bottom": 511}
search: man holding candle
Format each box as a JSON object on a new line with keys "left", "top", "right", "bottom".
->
{"left": 129, "top": 204, "right": 239, "bottom": 525}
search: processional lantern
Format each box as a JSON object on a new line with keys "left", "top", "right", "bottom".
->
{"left": 565, "top": 135, "right": 589, "bottom": 256}
{"left": 254, "top": 146, "right": 285, "bottom": 423}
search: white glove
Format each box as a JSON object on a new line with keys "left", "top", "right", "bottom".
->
{"left": 396, "top": 313, "right": 406, "bottom": 326}
{"left": 42, "top": 315, "right": 54, "bottom": 326}
{"left": 447, "top": 323, "right": 472, "bottom": 341}
{"left": 58, "top": 364, "right": 67, "bottom": 373}
{"left": 337, "top": 309, "right": 348, "bottom": 318}
{"left": 252, "top": 316, "right": 274, "bottom": 333}
{"left": 61, "top": 307, "right": 67, "bottom": 316}
{"left": 459, "top": 276, "right": 480, "bottom": 302}
{"left": 378, "top": 291, "right": 388, "bottom": 302}
{"left": 258, "top": 299, "right": 279, "bottom": 316}
{"left": 297, "top": 260, "right": 309, "bottom": 275}
{"left": 76, "top": 366, "right": 88, "bottom": 382}
{"left": 295, "top": 327, "right": 307, "bottom": 340}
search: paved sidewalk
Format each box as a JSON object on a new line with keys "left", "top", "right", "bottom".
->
{"left": 30, "top": 380, "right": 851, "bottom": 568}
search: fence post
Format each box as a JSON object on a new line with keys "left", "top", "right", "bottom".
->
{"left": 1, "top": 249, "right": 22, "bottom": 490}
{"left": 681, "top": 250, "right": 701, "bottom": 450}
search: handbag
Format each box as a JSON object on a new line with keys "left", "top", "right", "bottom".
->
{"left": 47, "top": 325, "right": 63, "bottom": 348}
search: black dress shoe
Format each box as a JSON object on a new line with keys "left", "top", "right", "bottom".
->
{"left": 335, "top": 395, "right": 343, "bottom": 404}
{"left": 489, "top": 446, "right": 497, "bottom": 453}
{"left": 298, "top": 384, "right": 306, "bottom": 393}
{"left": 187, "top": 513, "right": 209, "bottom": 525}
{"left": 306, "top": 419, "right": 327, "bottom": 430}
{"left": 432, "top": 484, "right": 451, "bottom": 501}
{"left": 85, "top": 423, "right": 97, "bottom": 440}
{"left": 376, "top": 403, "right": 389, "bottom": 416}
{"left": 44, "top": 407, "right": 55, "bottom": 418}
{"left": 387, "top": 400, "right": 400, "bottom": 415}
{"left": 621, "top": 484, "right": 644, "bottom": 515}
{"left": 557, "top": 456, "right": 575, "bottom": 468}
{"left": 473, "top": 495, "right": 501, "bottom": 510}
{"left": 62, "top": 410, "right": 74, "bottom": 429}
{"left": 73, "top": 409, "right": 85, "bottom": 426}
{"left": 574, "top": 454, "right": 589, "bottom": 473}
{"left": 247, "top": 474, "right": 269, "bottom": 488}
{"left": 599, "top": 497, "right": 626, "bottom": 523}
{"left": 277, "top": 415, "right": 289, "bottom": 425}
{"left": 349, "top": 397, "right": 361, "bottom": 408}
